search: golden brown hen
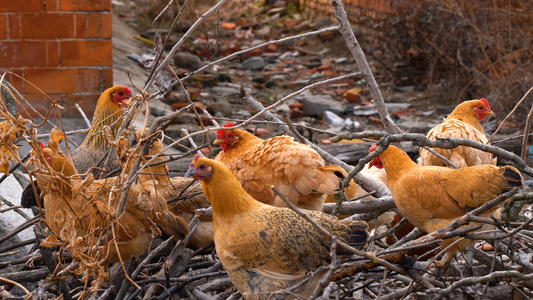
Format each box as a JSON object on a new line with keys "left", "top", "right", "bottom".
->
{"left": 369, "top": 144, "right": 522, "bottom": 263}
{"left": 72, "top": 85, "right": 132, "bottom": 173}
{"left": 21, "top": 86, "right": 132, "bottom": 208}
{"left": 419, "top": 98, "right": 496, "bottom": 167}
{"left": 186, "top": 155, "right": 368, "bottom": 299}
{"left": 29, "top": 143, "right": 189, "bottom": 265}
{"left": 215, "top": 122, "right": 346, "bottom": 211}
{"left": 126, "top": 128, "right": 211, "bottom": 248}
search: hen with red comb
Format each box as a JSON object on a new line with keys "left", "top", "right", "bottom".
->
{"left": 419, "top": 99, "right": 496, "bottom": 168}
{"left": 213, "top": 123, "right": 349, "bottom": 211}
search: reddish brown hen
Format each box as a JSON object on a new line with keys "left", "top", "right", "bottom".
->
{"left": 215, "top": 122, "right": 346, "bottom": 211}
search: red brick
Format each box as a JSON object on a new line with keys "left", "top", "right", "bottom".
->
{"left": 25, "top": 68, "right": 78, "bottom": 94}
{"left": 100, "top": 13, "right": 112, "bottom": 38}
{"left": 47, "top": 41, "right": 59, "bottom": 66}
{"left": 18, "top": 94, "right": 63, "bottom": 119}
{"left": 0, "top": 41, "right": 47, "bottom": 68}
{"left": 0, "top": 14, "right": 6, "bottom": 39}
{"left": 102, "top": 67, "right": 113, "bottom": 88}
{"left": 59, "top": 0, "right": 111, "bottom": 11}
{"left": 88, "top": 13, "right": 99, "bottom": 38}
{"left": 62, "top": 94, "right": 100, "bottom": 118}
{"left": 7, "top": 13, "right": 20, "bottom": 39}
{"left": 77, "top": 68, "right": 101, "bottom": 93}
{"left": 0, "top": 0, "right": 43, "bottom": 12}
{"left": 75, "top": 13, "right": 87, "bottom": 38}
{"left": 44, "top": 0, "right": 59, "bottom": 11}
{"left": 60, "top": 40, "right": 112, "bottom": 66}
{"left": 21, "top": 13, "right": 74, "bottom": 39}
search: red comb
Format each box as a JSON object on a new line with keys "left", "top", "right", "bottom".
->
{"left": 123, "top": 86, "right": 132, "bottom": 95}
{"left": 40, "top": 143, "right": 45, "bottom": 149}
{"left": 216, "top": 122, "right": 235, "bottom": 136}
{"left": 193, "top": 154, "right": 201, "bottom": 162}
{"left": 369, "top": 143, "right": 379, "bottom": 153}
{"left": 479, "top": 98, "right": 490, "bottom": 109}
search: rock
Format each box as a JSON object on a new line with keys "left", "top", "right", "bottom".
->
{"left": 149, "top": 100, "right": 174, "bottom": 117}
{"left": 273, "top": 103, "right": 290, "bottom": 115}
{"left": 323, "top": 110, "right": 344, "bottom": 126}
{"left": 165, "top": 124, "right": 207, "bottom": 147}
{"left": 212, "top": 86, "right": 241, "bottom": 96}
{"left": 252, "top": 74, "right": 266, "bottom": 84}
{"left": 334, "top": 57, "right": 349, "bottom": 65}
{"left": 304, "top": 58, "right": 322, "bottom": 68}
{"left": 206, "top": 101, "right": 232, "bottom": 117}
{"left": 279, "top": 51, "right": 298, "bottom": 60}
{"left": 255, "top": 26, "right": 271, "bottom": 37}
{"left": 241, "top": 57, "right": 265, "bottom": 70}
{"left": 173, "top": 112, "right": 199, "bottom": 125}
{"left": 299, "top": 92, "right": 345, "bottom": 116}
{"left": 175, "top": 20, "right": 192, "bottom": 33}
{"left": 174, "top": 52, "right": 203, "bottom": 71}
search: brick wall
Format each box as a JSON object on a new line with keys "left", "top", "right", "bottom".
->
{"left": 0, "top": 0, "right": 113, "bottom": 118}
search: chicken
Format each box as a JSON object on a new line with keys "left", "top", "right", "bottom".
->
{"left": 186, "top": 155, "right": 368, "bottom": 299}
{"left": 126, "top": 128, "right": 211, "bottom": 248}
{"left": 21, "top": 86, "right": 132, "bottom": 208}
{"left": 419, "top": 98, "right": 496, "bottom": 167}
{"left": 369, "top": 144, "right": 523, "bottom": 263}
{"left": 215, "top": 122, "right": 347, "bottom": 211}
{"left": 29, "top": 142, "right": 189, "bottom": 266}
{"left": 71, "top": 85, "right": 132, "bottom": 174}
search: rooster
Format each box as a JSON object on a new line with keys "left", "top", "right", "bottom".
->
{"left": 369, "top": 144, "right": 522, "bottom": 264}
{"left": 21, "top": 86, "right": 132, "bottom": 208}
{"left": 419, "top": 98, "right": 496, "bottom": 167}
{"left": 29, "top": 143, "right": 189, "bottom": 266}
{"left": 186, "top": 155, "right": 368, "bottom": 299}
{"left": 214, "top": 122, "right": 347, "bottom": 211}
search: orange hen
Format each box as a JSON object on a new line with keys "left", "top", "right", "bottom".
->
{"left": 215, "top": 123, "right": 346, "bottom": 211}
{"left": 369, "top": 144, "right": 522, "bottom": 263}
{"left": 30, "top": 143, "right": 189, "bottom": 265}
{"left": 186, "top": 155, "right": 368, "bottom": 299}
{"left": 419, "top": 98, "right": 496, "bottom": 167}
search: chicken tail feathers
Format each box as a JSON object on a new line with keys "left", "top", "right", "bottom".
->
{"left": 21, "top": 182, "right": 41, "bottom": 208}
{"left": 161, "top": 214, "right": 190, "bottom": 240}
{"left": 501, "top": 166, "right": 523, "bottom": 192}
{"left": 336, "top": 219, "right": 369, "bottom": 257}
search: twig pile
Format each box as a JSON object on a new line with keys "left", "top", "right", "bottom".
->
{"left": 0, "top": 0, "right": 533, "bottom": 299}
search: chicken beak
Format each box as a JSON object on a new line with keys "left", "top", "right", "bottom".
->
{"left": 486, "top": 110, "right": 495, "bottom": 117}
{"left": 213, "top": 139, "right": 223, "bottom": 145}
{"left": 184, "top": 167, "right": 196, "bottom": 178}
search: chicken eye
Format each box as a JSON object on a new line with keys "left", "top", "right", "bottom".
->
{"left": 118, "top": 91, "right": 124, "bottom": 96}
{"left": 199, "top": 164, "right": 206, "bottom": 170}
{"left": 228, "top": 134, "right": 233, "bottom": 138}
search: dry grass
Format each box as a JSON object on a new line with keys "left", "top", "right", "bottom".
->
{"left": 378, "top": 1, "right": 533, "bottom": 118}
